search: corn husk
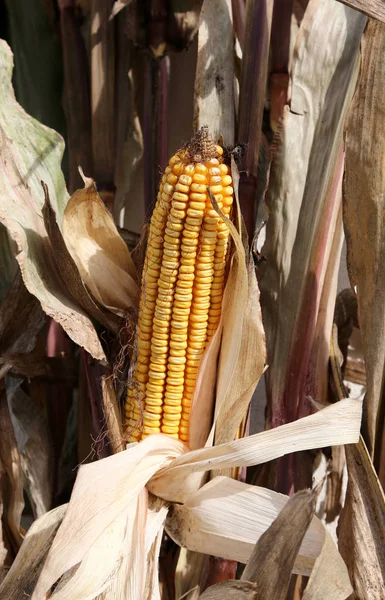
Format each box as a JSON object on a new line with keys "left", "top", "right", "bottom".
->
{"left": 62, "top": 171, "right": 138, "bottom": 315}
{"left": 25, "top": 398, "right": 361, "bottom": 600}
{"left": 0, "top": 505, "right": 67, "bottom": 600}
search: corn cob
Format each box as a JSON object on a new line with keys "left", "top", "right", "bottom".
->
{"left": 125, "top": 128, "right": 234, "bottom": 444}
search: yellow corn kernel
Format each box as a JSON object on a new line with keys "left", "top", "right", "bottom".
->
{"left": 125, "top": 128, "right": 233, "bottom": 445}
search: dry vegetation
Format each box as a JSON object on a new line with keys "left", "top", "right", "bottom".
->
{"left": 0, "top": 0, "right": 384, "bottom": 599}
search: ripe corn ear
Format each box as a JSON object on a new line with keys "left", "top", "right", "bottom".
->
{"left": 125, "top": 128, "right": 234, "bottom": 444}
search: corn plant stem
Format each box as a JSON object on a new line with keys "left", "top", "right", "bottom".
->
{"left": 269, "top": 0, "right": 293, "bottom": 129}
{"left": 82, "top": 350, "right": 111, "bottom": 460}
{"left": 59, "top": 0, "right": 93, "bottom": 193}
{"left": 91, "top": 0, "right": 116, "bottom": 213}
{"left": 143, "top": 54, "right": 169, "bottom": 217}
{"left": 231, "top": 0, "right": 246, "bottom": 50}
{"left": 237, "top": 0, "right": 274, "bottom": 239}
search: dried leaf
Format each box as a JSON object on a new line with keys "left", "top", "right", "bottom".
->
{"left": 337, "top": 0, "right": 385, "bottom": 23}
{"left": 0, "top": 40, "right": 105, "bottom": 361}
{"left": 193, "top": 0, "right": 234, "bottom": 145}
{"left": 109, "top": 0, "right": 134, "bottom": 20}
{"left": 149, "top": 398, "right": 362, "bottom": 502}
{"left": 0, "top": 382, "right": 24, "bottom": 552}
{"left": 338, "top": 437, "right": 385, "bottom": 599}
{"left": 343, "top": 18, "right": 385, "bottom": 471}
{"left": 0, "top": 505, "right": 67, "bottom": 600}
{"left": 101, "top": 375, "right": 124, "bottom": 453}
{"left": 7, "top": 378, "right": 53, "bottom": 518}
{"left": 198, "top": 580, "right": 258, "bottom": 600}
{"left": 302, "top": 528, "right": 353, "bottom": 600}
{"left": 241, "top": 490, "right": 316, "bottom": 599}
{"left": 260, "top": 0, "right": 365, "bottom": 429}
{"left": 62, "top": 173, "right": 138, "bottom": 315}
{"left": 0, "top": 269, "right": 44, "bottom": 356}
{"left": 42, "top": 183, "right": 120, "bottom": 334}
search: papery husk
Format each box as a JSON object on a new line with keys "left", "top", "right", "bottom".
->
{"left": 214, "top": 161, "right": 266, "bottom": 450}
{"left": 31, "top": 435, "right": 183, "bottom": 599}
{"left": 0, "top": 40, "right": 104, "bottom": 361}
{"left": 167, "top": 477, "right": 320, "bottom": 577}
{"left": 193, "top": 0, "right": 234, "bottom": 145}
{"left": 0, "top": 505, "right": 67, "bottom": 600}
{"left": 28, "top": 398, "right": 361, "bottom": 600}
{"left": 190, "top": 159, "right": 266, "bottom": 453}
{"left": 62, "top": 171, "right": 138, "bottom": 315}
{"left": 342, "top": 18, "right": 385, "bottom": 475}
{"left": 149, "top": 398, "right": 362, "bottom": 502}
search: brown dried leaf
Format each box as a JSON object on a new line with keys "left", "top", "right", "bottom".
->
{"left": 194, "top": 0, "right": 234, "bottom": 145}
{"left": 7, "top": 379, "right": 53, "bottom": 518}
{"left": 101, "top": 375, "right": 124, "bottom": 454}
{"left": 0, "top": 382, "right": 24, "bottom": 553}
{"left": 0, "top": 505, "right": 67, "bottom": 600}
{"left": 0, "top": 40, "right": 105, "bottom": 361}
{"left": 0, "top": 269, "right": 44, "bottom": 356}
{"left": 199, "top": 580, "right": 258, "bottom": 600}
{"left": 241, "top": 489, "right": 316, "bottom": 600}
{"left": 62, "top": 172, "right": 138, "bottom": 315}
{"left": 42, "top": 183, "right": 121, "bottom": 334}
{"left": 338, "top": 437, "right": 385, "bottom": 599}
{"left": 343, "top": 18, "right": 385, "bottom": 470}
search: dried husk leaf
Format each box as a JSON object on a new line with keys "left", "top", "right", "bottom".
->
{"left": 166, "top": 477, "right": 321, "bottom": 577}
{"left": 0, "top": 40, "right": 105, "bottom": 361}
{"left": 42, "top": 184, "right": 120, "bottom": 334}
{"left": 193, "top": 0, "right": 235, "bottom": 145}
{"left": 260, "top": 0, "right": 365, "bottom": 432}
{"left": 0, "top": 505, "right": 67, "bottom": 600}
{"left": 343, "top": 18, "right": 385, "bottom": 472}
{"left": 31, "top": 435, "right": 183, "bottom": 599}
{"left": 149, "top": 398, "right": 362, "bottom": 502}
{"left": 62, "top": 173, "right": 138, "bottom": 314}
{"left": 28, "top": 394, "right": 361, "bottom": 599}
{"left": 338, "top": 437, "right": 385, "bottom": 599}
{"left": 101, "top": 375, "right": 125, "bottom": 454}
